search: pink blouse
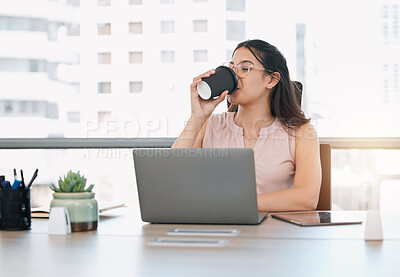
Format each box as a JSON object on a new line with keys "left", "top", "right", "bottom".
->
{"left": 202, "top": 112, "right": 296, "bottom": 194}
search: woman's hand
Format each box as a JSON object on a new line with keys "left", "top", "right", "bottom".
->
{"left": 190, "top": 69, "right": 229, "bottom": 119}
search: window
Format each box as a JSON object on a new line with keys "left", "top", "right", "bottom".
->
{"left": 75, "top": 54, "right": 80, "bottom": 65}
{"left": 129, "top": 22, "right": 143, "bottom": 34}
{"left": 98, "top": 111, "right": 112, "bottom": 123}
{"left": 226, "top": 49, "right": 233, "bottom": 62}
{"left": 66, "top": 24, "right": 80, "bottom": 36}
{"left": 30, "top": 60, "right": 45, "bottom": 72}
{"left": 32, "top": 101, "right": 39, "bottom": 114}
{"left": 226, "top": 0, "right": 245, "bottom": 11}
{"left": 226, "top": 20, "right": 245, "bottom": 40}
{"left": 98, "top": 0, "right": 111, "bottom": 6}
{"left": 4, "top": 101, "right": 14, "bottom": 114}
{"left": 296, "top": 23, "right": 306, "bottom": 84}
{"left": 67, "top": 112, "right": 81, "bottom": 123}
{"left": 0, "top": 16, "right": 46, "bottom": 32}
{"left": 19, "top": 101, "right": 28, "bottom": 113}
{"left": 47, "top": 22, "right": 61, "bottom": 41}
{"left": 129, "top": 52, "right": 143, "bottom": 63}
{"left": 0, "top": 101, "right": 56, "bottom": 118}
{"left": 129, "top": 0, "right": 142, "bottom": 5}
{"left": 66, "top": 0, "right": 80, "bottom": 6}
{"left": 98, "top": 23, "right": 111, "bottom": 35}
{"left": 332, "top": 149, "right": 400, "bottom": 211}
{"left": 98, "top": 82, "right": 112, "bottom": 94}
{"left": 382, "top": 5, "right": 400, "bottom": 45}
{"left": 2, "top": 0, "right": 400, "bottom": 139}
{"left": 382, "top": 64, "right": 400, "bottom": 104}
{"left": 193, "top": 20, "right": 207, "bottom": 32}
{"left": 46, "top": 103, "right": 58, "bottom": 119}
{"left": 161, "top": 51, "right": 175, "bottom": 63}
{"left": 70, "top": 83, "right": 80, "bottom": 94}
{"left": 129, "top": 81, "right": 143, "bottom": 93}
{"left": 98, "top": 53, "right": 111, "bottom": 64}
{"left": 161, "top": 21, "right": 175, "bottom": 33}
{"left": 46, "top": 62, "right": 58, "bottom": 81}
{"left": 193, "top": 50, "right": 208, "bottom": 62}
{"left": 0, "top": 59, "right": 45, "bottom": 72}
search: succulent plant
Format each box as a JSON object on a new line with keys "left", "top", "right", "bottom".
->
{"left": 50, "top": 170, "right": 94, "bottom": 193}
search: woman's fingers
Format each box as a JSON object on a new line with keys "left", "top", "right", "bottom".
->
{"left": 192, "top": 69, "right": 215, "bottom": 82}
{"left": 190, "top": 69, "right": 215, "bottom": 93}
{"left": 190, "top": 69, "right": 215, "bottom": 96}
{"left": 210, "top": 90, "right": 229, "bottom": 107}
{"left": 190, "top": 78, "right": 203, "bottom": 89}
{"left": 191, "top": 69, "right": 216, "bottom": 90}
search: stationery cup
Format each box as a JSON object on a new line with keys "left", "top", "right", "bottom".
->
{"left": 0, "top": 189, "right": 31, "bottom": 230}
{"left": 197, "top": 66, "right": 238, "bottom": 100}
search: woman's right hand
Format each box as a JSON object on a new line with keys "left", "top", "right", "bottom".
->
{"left": 190, "top": 69, "right": 229, "bottom": 119}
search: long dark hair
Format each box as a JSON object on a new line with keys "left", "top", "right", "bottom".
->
{"left": 227, "top": 39, "right": 310, "bottom": 132}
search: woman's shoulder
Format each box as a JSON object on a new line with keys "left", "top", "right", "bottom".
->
{"left": 294, "top": 122, "right": 318, "bottom": 143}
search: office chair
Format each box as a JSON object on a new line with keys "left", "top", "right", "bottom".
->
{"left": 316, "top": 144, "right": 332, "bottom": 210}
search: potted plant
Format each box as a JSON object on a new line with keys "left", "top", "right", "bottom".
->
{"left": 50, "top": 170, "right": 98, "bottom": 232}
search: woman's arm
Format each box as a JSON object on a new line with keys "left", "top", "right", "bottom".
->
{"left": 171, "top": 116, "right": 208, "bottom": 148}
{"left": 172, "top": 69, "right": 228, "bottom": 148}
{"left": 257, "top": 123, "right": 322, "bottom": 212}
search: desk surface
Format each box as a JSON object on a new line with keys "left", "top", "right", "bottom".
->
{"left": 1, "top": 210, "right": 399, "bottom": 277}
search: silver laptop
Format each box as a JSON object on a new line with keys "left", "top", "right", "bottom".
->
{"left": 133, "top": 148, "right": 267, "bottom": 225}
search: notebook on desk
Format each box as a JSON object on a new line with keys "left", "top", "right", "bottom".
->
{"left": 31, "top": 203, "right": 126, "bottom": 218}
{"left": 133, "top": 148, "right": 267, "bottom": 225}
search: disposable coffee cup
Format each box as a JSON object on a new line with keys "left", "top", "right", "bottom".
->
{"left": 197, "top": 66, "right": 238, "bottom": 100}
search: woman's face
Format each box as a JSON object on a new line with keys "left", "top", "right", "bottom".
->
{"left": 227, "top": 47, "right": 271, "bottom": 106}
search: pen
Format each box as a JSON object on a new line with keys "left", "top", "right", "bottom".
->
{"left": 1, "top": 180, "right": 11, "bottom": 189}
{"left": 11, "top": 179, "right": 21, "bottom": 189}
{"left": 27, "top": 169, "right": 38, "bottom": 188}
{"left": 0, "top": 175, "right": 6, "bottom": 189}
{"left": 11, "top": 169, "right": 21, "bottom": 189}
{"left": 20, "top": 170, "right": 25, "bottom": 189}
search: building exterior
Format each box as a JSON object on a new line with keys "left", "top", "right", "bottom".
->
{"left": 0, "top": 0, "right": 304, "bottom": 138}
{"left": 61, "top": 0, "right": 248, "bottom": 138}
{"left": 381, "top": 2, "right": 400, "bottom": 105}
{"left": 0, "top": 0, "right": 78, "bottom": 137}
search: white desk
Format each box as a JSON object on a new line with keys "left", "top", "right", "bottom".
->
{"left": 1, "top": 210, "right": 399, "bottom": 277}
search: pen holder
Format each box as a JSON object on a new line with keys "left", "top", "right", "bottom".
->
{"left": 0, "top": 189, "right": 31, "bottom": 231}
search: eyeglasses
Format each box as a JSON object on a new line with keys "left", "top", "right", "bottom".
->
{"left": 222, "top": 61, "right": 267, "bottom": 78}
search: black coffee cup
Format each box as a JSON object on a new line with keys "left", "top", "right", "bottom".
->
{"left": 197, "top": 66, "right": 238, "bottom": 100}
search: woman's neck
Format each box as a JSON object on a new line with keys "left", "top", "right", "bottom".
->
{"left": 234, "top": 105, "right": 274, "bottom": 138}
{"left": 234, "top": 92, "right": 274, "bottom": 138}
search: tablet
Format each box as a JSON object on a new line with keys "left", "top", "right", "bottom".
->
{"left": 271, "top": 211, "right": 363, "bottom": 227}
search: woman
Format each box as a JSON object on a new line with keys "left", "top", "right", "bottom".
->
{"left": 172, "top": 39, "right": 321, "bottom": 212}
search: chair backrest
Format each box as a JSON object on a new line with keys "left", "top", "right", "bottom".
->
{"left": 316, "top": 144, "right": 332, "bottom": 210}
{"left": 293, "top": 81, "right": 302, "bottom": 106}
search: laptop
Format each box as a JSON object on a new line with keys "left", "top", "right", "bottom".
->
{"left": 133, "top": 148, "right": 268, "bottom": 225}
